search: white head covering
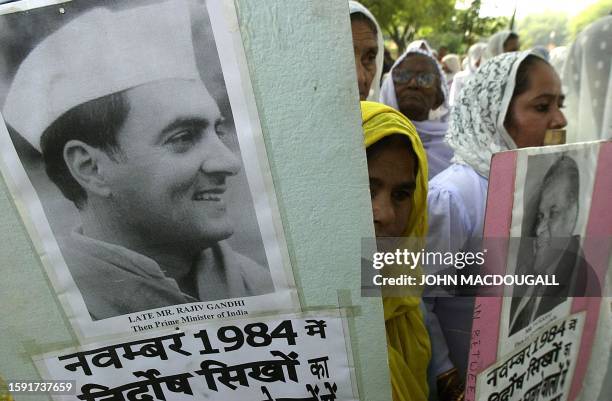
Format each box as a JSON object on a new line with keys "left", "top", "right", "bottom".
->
{"left": 563, "top": 16, "right": 612, "bottom": 142}
{"left": 549, "top": 46, "right": 568, "bottom": 76}
{"left": 349, "top": 1, "right": 384, "bottom": 101}
{"left": 448, "top": 43, "right": 488, "bottom": 106}
{"left": 485, "top": 30, "right": 517, "bottom": 60}
{"left": 379, "top": 47, "right": 449, "bottom": 122}
{"left": 446, "top": 51, "right": 537, "bottom": 177}
{"left": 2, "top": 0, "right": 200, "bottom": 152}
{"left": 407, "top": 39, "right": 434, "bottom": 54}
{"left": 531, "top": 46, "right": 550, "bottom": 61}
{"left": 442, "top": 54, "right": 461, "bottom": 73}
{"left": 442, "top": 54, "right": 461, "bottom": 86}
{"left": 467, "top": 42, "right": 487, "bottom": 72}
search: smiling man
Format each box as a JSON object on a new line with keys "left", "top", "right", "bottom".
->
{"left": 2, "top": 1, "right": 273, "bottom": 320}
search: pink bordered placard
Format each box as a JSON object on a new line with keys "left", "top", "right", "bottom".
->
{"left": 466, "top": 141, "right": 612, "bottom": 401}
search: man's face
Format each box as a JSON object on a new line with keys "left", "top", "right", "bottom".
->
{"left": 351, "top": 18, "right": 378, "bottom": 100}
{"left": 102, "top": 79, "right": 241, "bottom": 248}
{"left": 533, "top": 175, "right": 578, "bottom": 270}
{"left": 393, "top": 54, "right": 442, "bottom": 122}
{"left": 535, "top": 176, "right": 578, "bottom": 244}
{"left": 367, "top": 136, "right": 417, "bottom": 237}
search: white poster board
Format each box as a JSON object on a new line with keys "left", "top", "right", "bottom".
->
{"left": 0, "top": 0, "right": 298, "bottom": 341}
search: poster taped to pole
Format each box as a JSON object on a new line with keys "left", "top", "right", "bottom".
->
{"left": 0, "top": 0, "right": 298, "bottom": 341}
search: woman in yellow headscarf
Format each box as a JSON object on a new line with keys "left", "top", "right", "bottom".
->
{"left": 361, "top": 101, "right": 431, "bottom": 401}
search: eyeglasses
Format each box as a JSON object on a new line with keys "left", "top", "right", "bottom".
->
{"left": 392, "top": 69, "right": 437, "bottom": 88}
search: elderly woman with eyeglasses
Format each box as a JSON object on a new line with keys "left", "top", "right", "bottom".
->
{"left": 380, "top": 47, "right": 453, "bottom": 179}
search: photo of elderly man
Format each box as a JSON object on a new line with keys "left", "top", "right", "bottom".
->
{"left": 509, "top": 154, "right": 593, "bottom": 335}
{"left": 0, "top": 0, "right": 273, "bottom": 320}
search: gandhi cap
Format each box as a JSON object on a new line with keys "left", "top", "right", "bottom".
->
{"left": 2, "top": 0, "right": 202, "bottom": 152}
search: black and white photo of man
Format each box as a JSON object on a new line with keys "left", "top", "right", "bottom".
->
{"left": 1, "top": 0, "right": 274, "bottom": 320}
{"left": 509, "top": 154, "right": 591, "bottom": 335}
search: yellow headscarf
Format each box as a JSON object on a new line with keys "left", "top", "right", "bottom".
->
{"left": 361, "top": 101, "right": 431, "bottom": 401}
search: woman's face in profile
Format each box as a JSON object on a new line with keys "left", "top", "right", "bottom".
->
{"left": 505, "top": 61, "right": 567, "bottom": 148}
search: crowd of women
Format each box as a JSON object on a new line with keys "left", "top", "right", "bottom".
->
{"left": 349, "top": 1, "right": 611, "bottom": 401}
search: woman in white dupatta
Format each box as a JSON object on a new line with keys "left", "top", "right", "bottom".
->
{"left": 563, "top": 16, "right": 612, "bottom": 142}
{"left": 425, "top": 51, "right": 566, "bottom": 397}
{"left": 448, "top": 43, "right": 487, "bottom": 107}
{"left": 349, "top": 1, "right": 384, "bottom": 101}
{"left": 379, "top": 46, "right": 453, "bottom": 178}
{"left": 441, "top": 54, "right": 461, "bottom": 89}
{"left": 484, "top": 30, "right": 519, "bottom": 60}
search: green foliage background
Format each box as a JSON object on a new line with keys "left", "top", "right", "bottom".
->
{"left": 358, "top": 0, "right": 611, "bottom": 55}
{"left": 569, "top": 0, "right": 612, "bottom": 40}
{"left": 359, "top": 0, "right": 508, "bottom": 54}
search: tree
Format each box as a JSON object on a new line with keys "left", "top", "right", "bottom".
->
{"left": 569, "top": 0, "right": 612, "bottom": 40}
{"left": 428, "top": 0, "right": 508, "bottom": 54}
{"left": 411, "top": 0, "right": 507, "bottom": 54}
{"left": 360, "top": 0, "right": 455, "bottom": 53}
{"left": 517, "top": 12, "right": 569, "bottom": 48}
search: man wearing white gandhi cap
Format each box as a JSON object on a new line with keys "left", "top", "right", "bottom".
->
{"left": 2, "top": 1, "right": 273, "bottom": 320}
